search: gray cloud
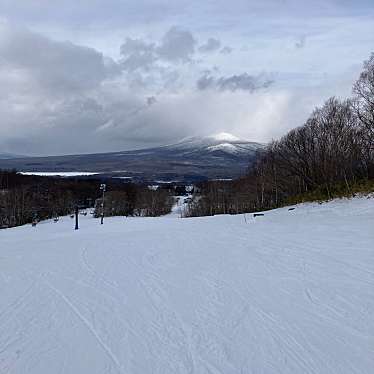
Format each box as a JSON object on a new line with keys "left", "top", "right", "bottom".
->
{"left": 0, "top": 0, "right": 373, "bottom": 156}
{"left": 0, "top": 22, "right": 120, "bottom": 96}
{"left": 197, "top": 72, "right": 274, "bottom": 92}
{"left": 0, "top": 22, "right": 205, "bottom": 155}
{"left": 120, "top": 38, "right": 156, "bottom": 71}
{"left": 220, "top": 46, "right": 233, "bottom": 54}
{"left": 196, "top": 73, "right": 216, "bottom": 90}
{"left": 199, "top": 38, "right": 221, "bottom": 53}
{"left": 146, "top": 96, "right": 157, "bottom": 106}
{"left": 120, "top": 27, "right": 196, "bottom": 74}
{"left": 295, "top": 36, "right": 306, "bottom": 49}
{"left": 0, "top": 22, "right": 124, "bottom": 154}
{"left": 157, "top": 26, "right": 196, "bottom": 62}
{"left": 120, "top": 27, "right": 196, "bottom": 72}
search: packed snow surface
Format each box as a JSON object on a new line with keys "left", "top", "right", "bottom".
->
{"left": 1, "top": 197, "right": 373, "bottom": 374}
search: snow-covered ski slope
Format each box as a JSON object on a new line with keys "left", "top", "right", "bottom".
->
{"left": 1, "top": 197, "right": 373, "bottom": 374}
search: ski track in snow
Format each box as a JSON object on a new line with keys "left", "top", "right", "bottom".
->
{"left": 44, "top": 280, "right": 124, "bottom": 374}
{"left": 0, "top": 197, "right": 373, "bottom": 373}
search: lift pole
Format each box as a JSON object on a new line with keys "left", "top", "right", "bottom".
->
{"left": 75, "top": 205, "right": 79, "bottom": 230}
{"left": 100, "top": 184, "right": 106, "bottom": 225}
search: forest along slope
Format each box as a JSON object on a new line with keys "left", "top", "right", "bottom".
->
{"left": 0, "top": 197, "right": 373, "bottom": 374}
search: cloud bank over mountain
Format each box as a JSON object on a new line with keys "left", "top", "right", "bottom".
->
{"left": 0, "top": 1, "right": 373, "bottom": 155}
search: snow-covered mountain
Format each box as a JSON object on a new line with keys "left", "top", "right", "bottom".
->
{"left": 0, "top": 133, "right": 264, "bottom": 182}
{"left": 162, "top": 132, "right": 263, "bottom": 157}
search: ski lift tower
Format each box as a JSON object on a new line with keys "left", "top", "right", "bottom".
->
{"left": 100, "top": 183, "right": 106, "bottom": 225}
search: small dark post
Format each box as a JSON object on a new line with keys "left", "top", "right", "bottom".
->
{"left": 100, "top": 184, "right": 106, "bottom": 225}
{"left": 75, "top": 206, "right": 79, "bottom": 230}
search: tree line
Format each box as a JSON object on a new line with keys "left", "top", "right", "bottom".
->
{"left": 0, "top": 171, "right": 174, "bottom": 228}
{"left": 94, "top": 187, "right": 174, "bottom": 218}
{"left": 186, "top": 54, "right": 374, "bottom": 217}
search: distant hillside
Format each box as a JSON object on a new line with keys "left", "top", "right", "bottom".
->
{"left": 0, "top": 133, "right": 264, "bottom": 183}
{"left": 0, "top": 152, "right": 27, "bottom": 160}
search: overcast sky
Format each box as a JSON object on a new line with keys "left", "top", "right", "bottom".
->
{"left": 0, "top": 0, "right": 373, "bottom": 155}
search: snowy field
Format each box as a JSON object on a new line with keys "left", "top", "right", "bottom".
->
{"left": 1, "top": 197, "right": 373, "bottom": 374}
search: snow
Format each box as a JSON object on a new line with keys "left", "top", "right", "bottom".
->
{"left": 20, "top": 172, "right": 100, "bottom": 177}
{"left": 169, "top": 195, "right": 193, "bottom": 217}
{"left": 1, "top": 197, "right": 373, "bottom": 374}
{"left": 207, "top": 143, "right": 238, "bottom": 153}
{"left": 209, "top": 132, "right": 241, "bottom": 142}
{"left": 162, "top": 133, "right": 263, "bottom": 160}
{"left": 206, "top": 142, "right": 261, "bottom": 155}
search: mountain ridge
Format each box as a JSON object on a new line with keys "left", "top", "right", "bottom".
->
{"left": 0, "top": 152, "right": 28, "bottom": 160}
{"left": 0, "top": 133, "right": 264, "bottom": 183}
